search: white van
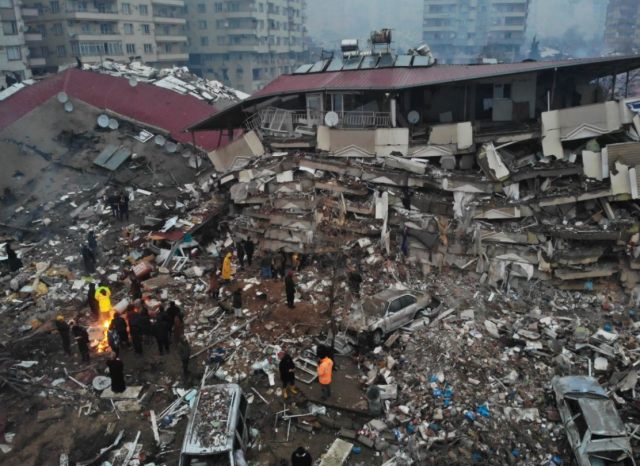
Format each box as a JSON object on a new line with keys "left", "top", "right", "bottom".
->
{"left": 179, "top": 384, "right": 250, "bottom": 466}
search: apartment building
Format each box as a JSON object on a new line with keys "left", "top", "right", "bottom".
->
{"left": 1, "top": 0, "right": 40, "bottom": 81}
{"left": 604, "top": 0, "right": 640, "bottom": 54}
{"left": 21, "top": 0, "right": 189, "bottom": 71}
{"left": 183, "top": 0, "right": 306, "bottom": 94}
{"left": 423, "top": 0, "right": 530, "bottom": 64}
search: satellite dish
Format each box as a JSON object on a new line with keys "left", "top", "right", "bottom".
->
{"left": 97, "top": 115, "right": 109, "bottom": 128}
{"left": 92, "top": 376, "right": 111, "bottom": 391}
{"left": 129, "top": 77, "right": 138, "bottom": 87}
{"left": 408, "top": 111, "right": 420, "bottom": 124}
{"left": 181, "top": 150, "right": 193, "bottom": 159}
{"left": 64, "top": 102, "right": 73, "bottom": 112}
{"left": 108, "top": 119, "right": 119, "bottom": 130}
{"left": 325, "top": 111, "right": 339, "bottom": 128}
{"left": 155, "top": 135, "right": 166, "bottom": 147}
{"left": 166, "top": 142, "right": 177, "bottom": 153}
{"left": 57, "top": 92, "right": 68, "bottom": 103}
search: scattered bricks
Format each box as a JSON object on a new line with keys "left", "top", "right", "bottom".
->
{"left": 297, "top": 424, "right": 314, "bottom": 433}
{"left": 357, "top": 435, "right": 375, "bottom": 449}
{"left": 317, "top": 414, "right": 356, "bottom": 430}
{"left": 337, "top": 428, "right": 358, "bottom": 440}
{"left": 374, "top": 438, "right": 390, "bottom": 451}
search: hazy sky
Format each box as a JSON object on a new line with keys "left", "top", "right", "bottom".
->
{"left": 306, "top": 0, "right": 609, "bottom": 53}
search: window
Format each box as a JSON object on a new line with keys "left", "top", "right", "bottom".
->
{"left": 50, "top": 0, "right": 59, "bottom": 12}
{"left": 200, "top": 36, "right": 208, "bottom": 45}
{"left": 143, "top": 43, "right": 152, "bottom": 53}
{"left": 7, "top": 46, "right": 21, "bottom": 60}
{"left": 181, "top": 4, "right": 187, "bottom": 13}
{"left": 216, "top": 19, "right": 225, "bottom": 28}
{"left": 198, "top": 20, "right": 207, "bottom": 29}
{"left": 0, "top": 0, "right": 13, "bottom": 7}
{"left": 71, "top": 41, "right": 122, "bottom": 56}
{"left": 53, "top": 23, "right": 63, "bottom": 35}
{"left": 163, "top": 26, "right": 169, "bottom": 35}
{"left": 139, "top": 4, "right": 148, "bottom": 15}
{"left": 223, "top": 53, "right": 229, "bottom": 60}
{"left": 40, "top": 46, "right": 49, "bottom": 57}
{"left": 197, "top": 3, "right": 205, "bottom": 12}
{"left": 81, "top": 23, "right": 90, "bottom": 32}
{"left": 259, "top": 2, "right": 263, "bottom": 12}
{"left": 126, "top": 43, "right": 135, "bottom": 53}
{"left": 34, "top": 2, "right": 43, "bottom": 13}
{"left": 121, "top": 2, "right": 131, "bottom": 14}
{"left": 37, "top": 24, "right": 46, "bottom": 35}
{"left": 124, "top": 23, "right": 133, "bottom": 34}
{"left": 217, "top": 36, "right": 225, "bottom": 45}
{"left": 214, "top": 2, "right": 222, "bottom": 11}
{"left": 229, "top": 2, "right": 239, "bottom": 12}
{"left": 57, "top": 45, "right": 66, "bottom": 57}
{"left": 252, "top": 68, "right": 260, "bottom": 79}
{"left": 2, "top": 21, "right": 17, "bottom": 35}
{"left": 142, "top": 24, "right": 150, "bottom": 34}
{"left": 165, "top": 44, "right": 172, "bottom": 52}
{"left": 387, "top": 299, "right": 404, "bottom": 314}
{"left": 67, "top": 20, "right": 74, "bottom": 26}
{"left": 222, "top": 69, "right": 228, "bottom": 80}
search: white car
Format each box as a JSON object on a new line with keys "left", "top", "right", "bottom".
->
{"left": 343, "top": 289, "right": 433, "bottom": 346}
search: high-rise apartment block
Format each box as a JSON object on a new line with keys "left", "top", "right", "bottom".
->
{"left": 604, "top": 0, "right": 640, "bottom": 54}
{"left": 20, "top": 0, "right": 188, "bottom": 70}
{"left": 1, "top": 0, "right": 40, "bottom": 81}
{"left": 183, "top": 0, "right": 307, "bottom": 93}
{"left": 423, "top": 0, "right": 529, "bottom": 64}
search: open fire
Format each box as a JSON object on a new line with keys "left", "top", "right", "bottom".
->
{"left": 94, "top": 319, "right": 111, "bottom": 353}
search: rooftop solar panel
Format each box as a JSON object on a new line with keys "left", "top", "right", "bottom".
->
{"left": 343, "top": 56, "right": 363, "bottom": 70}
{"left": 394, "top": 55, "right": 412, "bottom": 67}
{"left": 377, "top": 54, "right": 396, "bottom": 68}
{"left": 326, "top": 59, "right": 344, "bottom": 71}
{"left": 361, "top": 55, "right": 380, "bottom": 69}
{"left": 309, "top": 60, "right": 328, "bottom": 73}
{"left": 294, "top": 64, "right": 314, "bottom": 74}
{"left": 412, "top": 56, "right": 433, "bottom": 67}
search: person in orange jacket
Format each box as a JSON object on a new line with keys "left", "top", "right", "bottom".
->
{"left": 317, "top": 347, "right": 334, "bottom": 401}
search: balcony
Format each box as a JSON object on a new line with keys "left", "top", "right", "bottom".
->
{"left": 155, "top": 34, "right": 188, "bottom": 42}
{"left": 65, "top": 4, "right": 120, "bottom": 21}
{"left": 156, "top": 52, "right": 189, "bottom": 61}
{"left": 153, "top": 11, "right": 186, "bottom": 24}
{"left": 28, "top": 57, "right": 46, "bottom": 67}
{"left": 74, "top": 31, "right": 121, "bottom": 40}
{"left": 21, "top": 7, "right": 39, "bottom": 17}
{"left": 151, "top": 0, "right": 184, "bottom": 6}
{"left": 24, "top": 32, "right": 42, "bottom": 42}
{"left": 227, "top": 27, "right": 258, "bottom": 35}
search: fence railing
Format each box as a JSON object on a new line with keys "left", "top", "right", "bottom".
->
{"left": 245, "top": 107, "right": 392, "bottom": 132}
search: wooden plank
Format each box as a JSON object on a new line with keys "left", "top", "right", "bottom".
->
{"left": 38, "top": 407, "right": 65, "bottom": 423}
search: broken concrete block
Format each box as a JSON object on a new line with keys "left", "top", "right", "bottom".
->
{"left": 357, "top": 435, "right": 375, "bottom": 449}
{"left": 440, "top": 154, "right": 456, "bottom": 171}
{"left": 337, "top": 428, "right": 358, "bottom": 440}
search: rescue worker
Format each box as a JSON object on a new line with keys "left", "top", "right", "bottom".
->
{"left": 317, "top": 348, "right": 334, "bottom": 401}
{"left": 209, "top": 270, "right": 220, "bottom": 300}
{"left": 96, "top": 285, "right": 112, "bottom": 322}
{"left": 279, "top": 349, "right": 297, "bottom": 399}
{"left": 172, "top": 309, "right": 185, "bottom": 344}
{"left": 107, "top": 321, "right": 121, "bottom": 357}
{"left": 272, "top": 250, "right": 285, "bottom": 280}
{"left": 221, "top": 252, "right": 233, "bottom": 282}
{"left": 285, "top": 271, "right": 296, "bottom": 309}
{"left": 167, "top": 301, "right": 182, "bottom": 339}
{"left": 236, "top": 240, "right": 245, "bottom": 268}
{"left": 129, "top": 310, "right": 144, "bottom": 355}
{"left": 119, "top": 193, "right": 129, "bottom": 222}
{"left": 178, "top": 336, "right": 191, "bottom": 378}
{"left": 233, "top": 288, "right": 243, "bottom": 318}
{"left": 291, "top": 447, "right": 313, "bottom": 466}
{"left": 130, "top": 277, "right": 142, "bottom": 301}
{"left": 153, "top": 315, "right": 171, "bottom": 355}
{"left": 87, "top": 283, "right": 100, "bottom": 318}
{"left": 244, "top": 237, "right": 255, "bottom": 267}
{"left": 348, "top": 267, "right": 363, "bottom": 298}
{"left": 87, "top": 231, "right": 99, "bottom": 257}
{"left": 292, "top": 253, "right": 301, "bottom": 272}
{"left": 138, "top": 306, "right": 153, "bottom": 343}
{"left": 260, "top": 252, "right": 273, "bottom": 279}
{"left": 55, "top": 315, "right": 71, "bottom": 355}
{"left": 106, "top": 351, "right": 126, "bottom": 393}
{"left": 81, "top": 244, "right": 96, "bottom": 273}
{"left": 107, "top": 193, "right": 120, "bottom": 220}
{"left": 402, "top": 225, "right": 409, "bottom": 256}
{"left": 5, "top": 243, "right": 23, "bottom": 272}
{"left": 113, "top": 312, "right": 129, "bottom": 348}
{"left": 72, "top": 321, "right": 90, "bottom": 362}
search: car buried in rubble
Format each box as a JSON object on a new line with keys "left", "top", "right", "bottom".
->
{"left": 342, "top": 289, "right": 436, "bottom": 347}
{"left": 551, "top": 376, "right": 636, "bottom": 466}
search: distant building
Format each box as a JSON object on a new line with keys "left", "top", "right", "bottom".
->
{"left": 183, "top": 0, "right": 307, "bottom": 93}
{"left": 21, "top": 0, "right": 189, "bottom": 71}
{"left": 604, "top": 0, "right": 640, "bottom": 54}
{"left": 0, "top": 0, "right": 39, "bottom": 82}
{"left": 422, "top": 0, "right": 530, "bottom": 64}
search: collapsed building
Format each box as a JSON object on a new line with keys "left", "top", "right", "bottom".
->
{"left": 183, "top": 50, "right": 640, "bottom": 298}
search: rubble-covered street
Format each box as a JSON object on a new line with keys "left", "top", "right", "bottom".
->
{"left": 4, "top": 48, "right": 640, "bottom": 466}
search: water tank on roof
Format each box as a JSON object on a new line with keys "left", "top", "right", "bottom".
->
{"left": 341, "top": 39, "right": 359, "bottom": 54}
{"left": 371, "top": 29, "right": 392, "bottom": 45}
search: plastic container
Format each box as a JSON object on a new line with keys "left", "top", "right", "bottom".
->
{"left": 465, "top": 411, "right": 475, "bottom": 422}
{"left": 444, "top": 387, "right": 452, "bottom": 399}
{"left": 366, "top": 386, "right": 382, "bottom": 415}
{"left": 476, "top": 405, "right": 490, "bottom": 418}
{"left": 433, "top": 389, "right": 443, "bottom": 398}
{"left": 352, "top": 447, "right": 362, "bottom": 454}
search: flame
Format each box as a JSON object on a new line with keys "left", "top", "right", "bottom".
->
{"left": 96, "top": 319, "right": 112, "bottom": 354}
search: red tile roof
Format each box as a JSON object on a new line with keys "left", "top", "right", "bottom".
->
{"left": 252, "top": 55, "right": 640, "bottom": 99}
{"left": 0, "top": 68, "right": 228, "bottom": 151}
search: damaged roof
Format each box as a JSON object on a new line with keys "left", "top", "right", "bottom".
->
{"left": 0, "top": 68, "right": 233, "bottom": 152}
{"left": 186, "top": 54, "right": 640, "bottom": 132}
